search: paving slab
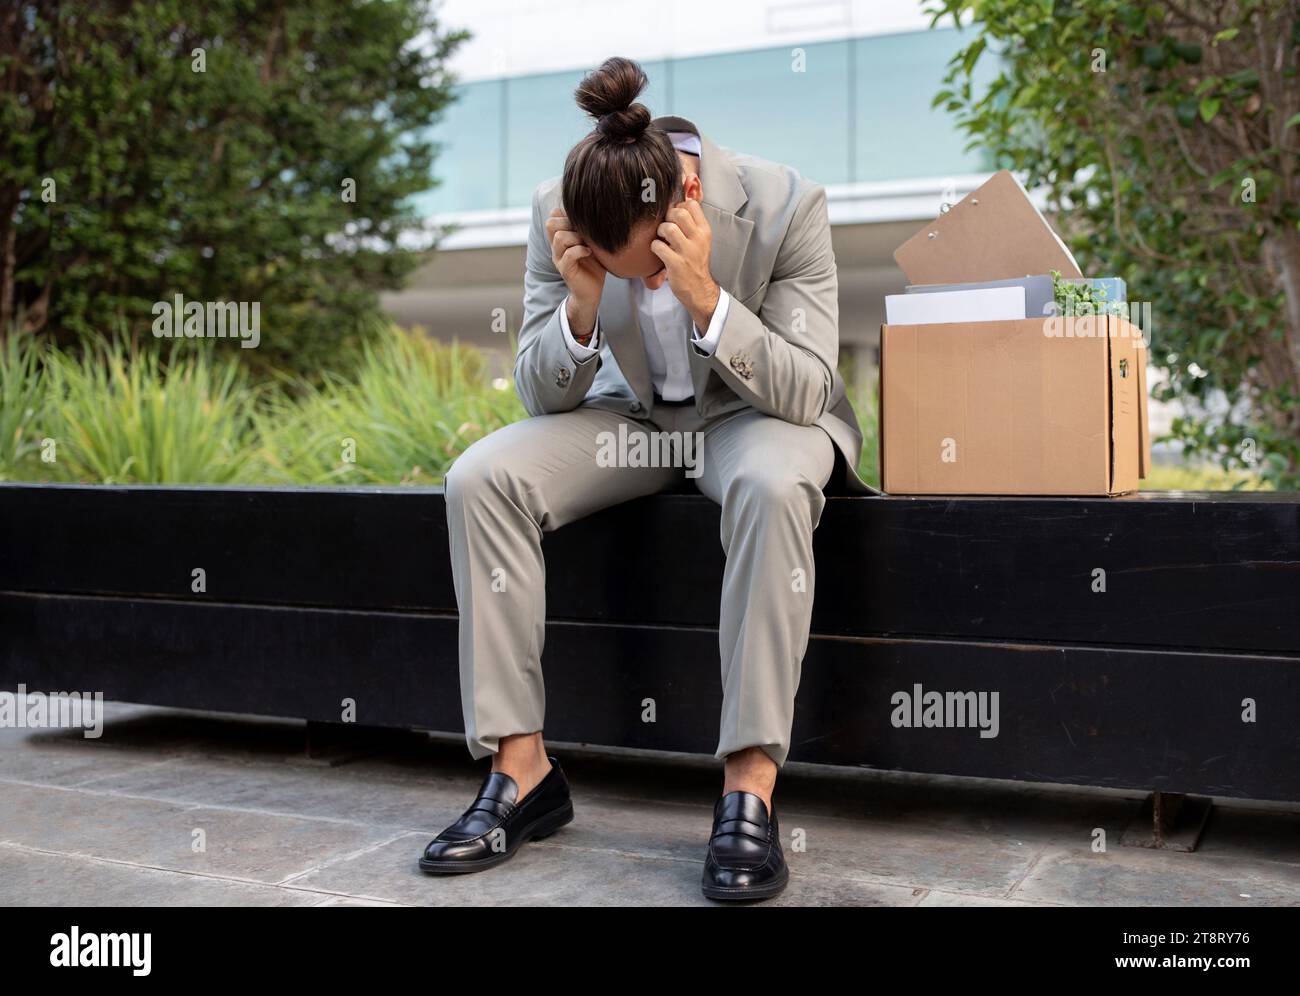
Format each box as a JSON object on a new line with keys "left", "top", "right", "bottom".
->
{"left": 0, "top": 782, "right": 402, "bottom": 885}
{"left": 0, "top": 743, "right": 179, "bottom": 790}
{"left": 311, "top": 896, "right": 411, "bottom": 907}
{"left": 75, "top": 755, "right": 456, "bottom": 831}
{"left": 916, "top": 890, "right": 1062, "bottom": 907}
{"left": 1010, "top": 845, "right": 1300, "bottom": 906}
{"left": 0, "top": 844, "right": 317, "bottom": 907}
{"left": 3, "top": 703, "right": 1299, "bottom": 907}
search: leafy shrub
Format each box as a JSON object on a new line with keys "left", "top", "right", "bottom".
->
{"left": 254, "top": 325, "right": 526, "bottom": 485}
{"left": 40, "top": 337, "right": 261, "bottom": 484}
{"left": 0, "top": 333, "right": 46, "bottom": 480}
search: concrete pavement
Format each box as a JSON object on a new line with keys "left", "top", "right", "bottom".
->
{"left": 2, "top": 703, "right": 1297, "bottom": 907}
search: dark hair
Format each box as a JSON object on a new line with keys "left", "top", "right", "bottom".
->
{"left": 561, "top": 57, "right": 681, "bottom": 254}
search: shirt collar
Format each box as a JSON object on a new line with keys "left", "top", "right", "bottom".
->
{"left": 666, "top": 130, "right": 702, "bottom": 157}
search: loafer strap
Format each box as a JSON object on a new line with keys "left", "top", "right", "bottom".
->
{"left": 711, "top": 817, "right": 769, "bottom": 843}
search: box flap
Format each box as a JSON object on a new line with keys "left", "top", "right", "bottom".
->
{"left": 893, "top": 170, "right": 1083, "bottom": 285}
{"left": 1106, "top": 316, "right": 1143, "bottom": 494}
{"left": 877, "top": 323, "right": 887, "bottom": 485}
{"left": 1136, "top": 337, "right": 1151, "bottom": 479}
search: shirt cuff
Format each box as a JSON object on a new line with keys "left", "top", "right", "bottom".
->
{"left": 690, "top": 289, "right": 731, "bottom": 355}
{"left": 559, "top": 296, "right": 600, "bottom": 362}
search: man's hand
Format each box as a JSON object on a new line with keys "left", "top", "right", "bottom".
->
{"left": 546, "top": 209, "right": 604, "bottom": 340}
{"left": 651, "top": 200, "right": 720, "bottom": 330}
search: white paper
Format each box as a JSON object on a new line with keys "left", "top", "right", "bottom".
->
{"left": 885, "top": 286, "right": 1027, "bottom": 326}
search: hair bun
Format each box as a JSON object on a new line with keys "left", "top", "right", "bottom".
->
{"left": 575, "top": 57, "right": 651, "bottom": 143}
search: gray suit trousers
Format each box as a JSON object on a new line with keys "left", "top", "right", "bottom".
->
{"left": 444, "top": 402, "right": 834, "bottom": 767}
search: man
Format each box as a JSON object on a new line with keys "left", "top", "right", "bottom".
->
{"left": 421, "top": 56, "right": 869, "bottom": 901}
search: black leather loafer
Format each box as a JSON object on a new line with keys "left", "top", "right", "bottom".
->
{"left": 701, "top": 790, "right": 789, "bottom": 901}
{"left": 419, "top": 756, "right": 573, "bottom": 874}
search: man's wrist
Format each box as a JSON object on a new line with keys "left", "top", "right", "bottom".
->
{"left": 688, "top": 281, "right": 721, "bottom": 331}
{"left": 566, "top": 297, "right": 598, "bottom": 342}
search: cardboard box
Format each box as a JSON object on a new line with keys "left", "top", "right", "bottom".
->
{"left": 880, "top": 315, "right": 1150, "bottom": 496}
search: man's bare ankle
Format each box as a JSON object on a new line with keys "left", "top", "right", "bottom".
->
{"left": 492, "top": 742, "right": 551, "bottom": 800}
{"left": 722, "top": 746, "right": 778, "bottom": 814}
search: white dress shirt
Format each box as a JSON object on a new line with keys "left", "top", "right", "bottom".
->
{"left": 559, "top": 281, "right": 730, "bottom": 402}
{"left": 556, "top": 132, "right": 730, "bottom": 402}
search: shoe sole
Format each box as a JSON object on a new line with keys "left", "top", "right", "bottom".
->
{"left": 701, "top": 865, "right": 790, "bottom": 902}
{"left": 418, "top": 801, "right": 574, "bottom": 875}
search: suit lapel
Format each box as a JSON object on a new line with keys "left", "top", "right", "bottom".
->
{"left": 705, "top": 207, "right": 753, "bottom": 305}
{"left": 654, "top": 119, "right": 753, "bottom": 295}
{"left": 675, "top": 123, "right": 753, "bottom": 402}
{"left": 688, "top": 126, "right": 753, "bottom": 294}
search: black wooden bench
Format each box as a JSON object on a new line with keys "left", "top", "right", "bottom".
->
{"left": 2, "top": 483, "right": 1297, "bottom": 842}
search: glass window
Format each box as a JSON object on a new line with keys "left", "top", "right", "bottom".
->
{"left": 416, "top": 78, "right": 506, "bottom": 215}
{"left": 853, "top": 29, "right": 996, "bottom": 182}
{"left": 418, "top": 32, "right": 995, "bottom": 214}
{"left": 668, "top": 41, "right": 851, "bottom": 187}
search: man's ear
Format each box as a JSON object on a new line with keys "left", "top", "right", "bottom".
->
{"left": 682, "top": 172, "right": 703, "bottom": 203}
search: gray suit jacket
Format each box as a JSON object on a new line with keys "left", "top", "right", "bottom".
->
{"left": 512, "top": 114, "right": 872, "bottom": 493}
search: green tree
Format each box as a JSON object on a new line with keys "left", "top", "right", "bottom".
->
{"left": 0, "top": 0, "right": 465, "bottom": 374}
{"left": 929, "top": 0, "right": 1300, "bottom": 486}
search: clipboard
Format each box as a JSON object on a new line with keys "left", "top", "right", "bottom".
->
{"left": 894, "top": 170, "right": 1083, "bottom": 285}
